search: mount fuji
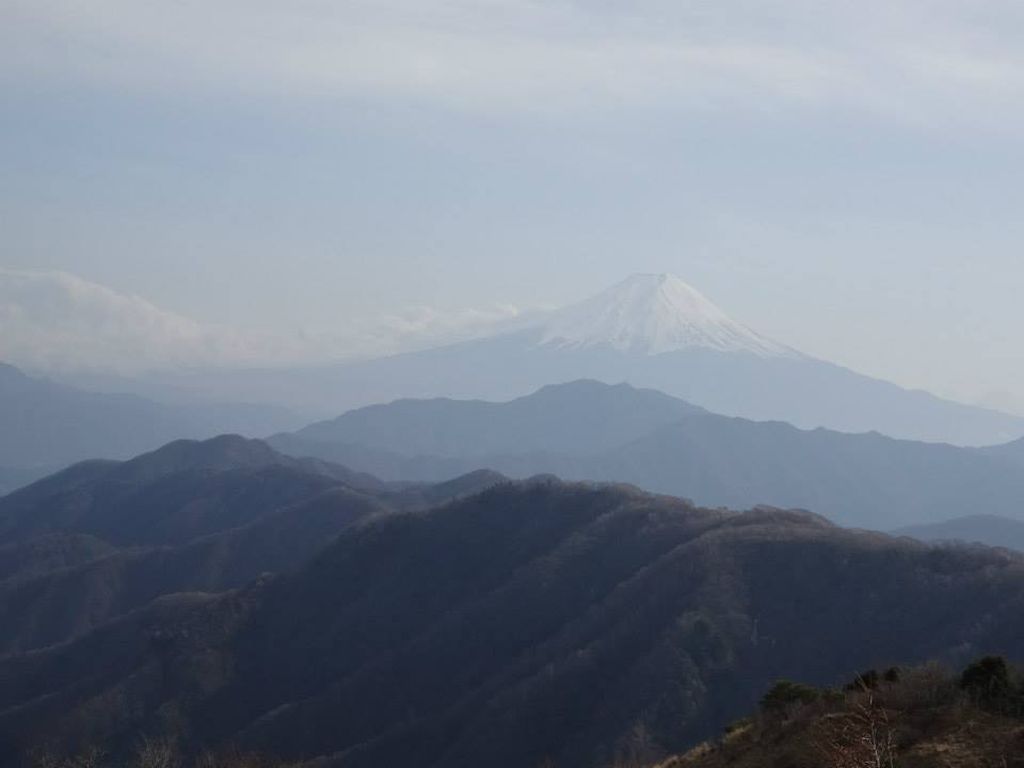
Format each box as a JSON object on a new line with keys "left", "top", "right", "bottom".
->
{"left": 534, "top": 273, "right": 791, "bottom": 357}
{"left": 89, "top": 274, "right": 1024, "bottom": 446}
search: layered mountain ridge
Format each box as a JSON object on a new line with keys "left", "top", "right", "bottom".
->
{"left": 270, "top": 379, "right": 1024, "bottom": 531}
{"left": 0, "top": 362, "right": 299, "bottom": 493}
{"left": 0, "top": 435, "right": 506, "bottom": 655}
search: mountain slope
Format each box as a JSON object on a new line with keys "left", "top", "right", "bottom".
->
{"left": 981, "top": 436, "right": 1024, "bottom": 465}
{"left": 2, "top": 481, "right": 1024, "bottom": 767}
{"left": 0, "top": 433, "right": 498, "bottom": 548}
{"left": 0, "top": 435, "right": 353, "bottom": 546}
{"left": 0, "top": 466, "right": 59, "bottom": 496}
{"left": 272, "top": 381, "right": 1024, "bottom": 530}
{"left": 0, "top": 485, "right": 386, "bottom": 654}
{"left": 577, "top": 414, "right": 1024, "bottom": 529}
{"left": 0, "top": 435, "right": 508, "bottom": 654}
{"left": 0, "top": 532, "right": 116, "bottom": 583}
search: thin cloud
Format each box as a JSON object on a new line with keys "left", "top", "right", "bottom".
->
{"left": 5, "top": 1, "right": 1024, "bottom": 123}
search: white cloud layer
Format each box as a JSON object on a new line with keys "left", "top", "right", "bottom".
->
{"left": 0, "top": 269, "right": 525, "bottom": 374}
{"left": 4, "top": 1, "right": 1024, "bottom": 123}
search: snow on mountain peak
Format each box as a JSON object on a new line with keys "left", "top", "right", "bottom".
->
{"left": 536, "top": 273, "right": 790, "bottom": 357}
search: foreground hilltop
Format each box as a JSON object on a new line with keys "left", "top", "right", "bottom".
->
{"left": 3, "top": 478, "right": 1024, "bottom": 767}
{"left": 662, "top": 658, "right": 1024, "bottom": 768}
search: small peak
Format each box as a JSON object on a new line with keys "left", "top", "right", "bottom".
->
{"left": 114, "top": 434, "right": 284, "bottom": 484}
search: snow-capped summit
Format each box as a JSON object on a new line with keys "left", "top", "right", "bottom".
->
{"left": 536, "top": 273, "right": 790, "bottom": 357}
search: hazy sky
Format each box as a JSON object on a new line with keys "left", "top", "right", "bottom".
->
{"left": 3, "top": 1, "right": 1024, "bottom": 409}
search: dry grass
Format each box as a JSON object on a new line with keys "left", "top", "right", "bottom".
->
{"left": 659, "top": 661, "right": 1024, "bottom": 768}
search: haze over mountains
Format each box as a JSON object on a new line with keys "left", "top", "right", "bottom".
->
{"left": 0, "top": 362, "right": 298, "bottom": 493}
{"left": 5, "top": 273, "right": 1024, "bottom": 538}
{"left": 53, "top": 274, "right": 1024, "bottom": 447}
{"left": 340, "top": 273, "right": 1020, "bottom": 446}
{"left": 4, "top": 273, "right": 1024, "bottom": 765}
{"left": 8, "top": 271, "right": 1021, "bottom": 500}
{"left": 270, "top": 379, "right": 1024, "bottom": 531}
{"left": 11, "top": 0, "right": 1024, "bottom": 762}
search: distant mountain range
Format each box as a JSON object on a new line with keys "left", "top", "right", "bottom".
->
{"left": 269, "top": 379, "right": 1024, "bottom": 531}
{"left": 0, "top": 362, "right": 299, "bottom": 492}
{"left": 282, "top": 378, "right": 706, "bottom": 458}
{"left": 61, "top": 274, "right": 1024, "bottom": 446}
{"left": 2, "top": 472, "right": 1023, "bottom": 767}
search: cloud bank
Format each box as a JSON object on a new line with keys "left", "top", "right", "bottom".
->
{"left": 0, "top": 269, "right": 525, "bottom": 374}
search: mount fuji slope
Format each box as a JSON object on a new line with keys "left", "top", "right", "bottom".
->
{"left": 266, "top": 274, "right": 1022, "bottom": 446}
